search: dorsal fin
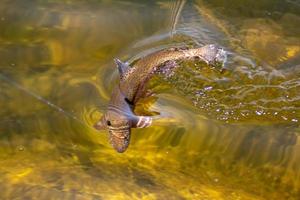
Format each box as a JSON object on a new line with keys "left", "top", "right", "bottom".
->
{"left": 114, "top": 58, "right": 129, "bottom": 79}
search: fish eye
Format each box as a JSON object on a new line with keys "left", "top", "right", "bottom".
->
{"left": 107, "top": 121, "right": 111, "bottom": 126}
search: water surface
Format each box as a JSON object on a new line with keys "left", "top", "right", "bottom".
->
{"left": 0, "top": 0, "right": 299, "bottom": 199}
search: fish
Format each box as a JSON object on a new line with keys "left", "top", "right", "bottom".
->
{"left": 94, "top": 44, "right": 227, "bottom": 153}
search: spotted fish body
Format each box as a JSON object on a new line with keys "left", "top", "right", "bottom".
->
{"left": 94, "top": 44, "right": 226, "bottom": 153}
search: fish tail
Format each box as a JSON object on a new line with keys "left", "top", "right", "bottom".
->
{"left": 170, "top": 0, "right": 186, "bottom": 37}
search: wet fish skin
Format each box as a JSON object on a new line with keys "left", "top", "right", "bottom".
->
{"left": 94, "top": 44, "right": 226, "bottom": 153}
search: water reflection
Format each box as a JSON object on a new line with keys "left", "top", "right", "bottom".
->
{"left": 0, "top": 0, "right": 300, "bottom": 199}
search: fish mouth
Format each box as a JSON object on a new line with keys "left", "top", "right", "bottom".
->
{"left": 108, "top": 128, "right": 131, "bottom": 153}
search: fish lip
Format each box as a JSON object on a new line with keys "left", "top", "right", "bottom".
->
{"left": 114, "top": 145, "right": 128, "bottom": 153}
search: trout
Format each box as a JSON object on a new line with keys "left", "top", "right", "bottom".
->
{"left": 94, "top": 44, "right": 226, "bottom": 153}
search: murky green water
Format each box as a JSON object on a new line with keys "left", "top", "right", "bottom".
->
{"left": 0, "top": 0, "right": 299, "bottom": 199}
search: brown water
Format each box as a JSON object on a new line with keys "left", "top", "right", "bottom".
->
{"left": 0, "top": 0, "right": 300, "bottom": 199}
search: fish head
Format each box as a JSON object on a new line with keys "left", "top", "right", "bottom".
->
{"left": 94, "top": 110, "right": 131, "bottom": 153}
{"left": 94, "top": 109, "right": 153, "bottom": 153}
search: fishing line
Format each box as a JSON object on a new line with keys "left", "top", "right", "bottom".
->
{"left": 0, "top": 73, "right": 95, "bottom": 130}
{"left": 170, "top": 0, "right": 186, "bottom": 37}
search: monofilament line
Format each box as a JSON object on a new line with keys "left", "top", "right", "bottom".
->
{"left": 170, "top": 0, "right": 186, "bottom": 37}
{"left": 0, "top": 73, "right": 93, "bottom": 130}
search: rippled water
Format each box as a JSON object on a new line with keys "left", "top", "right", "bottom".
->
{"left": 0, "top": 0, "right": 299, "bottom": 199}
